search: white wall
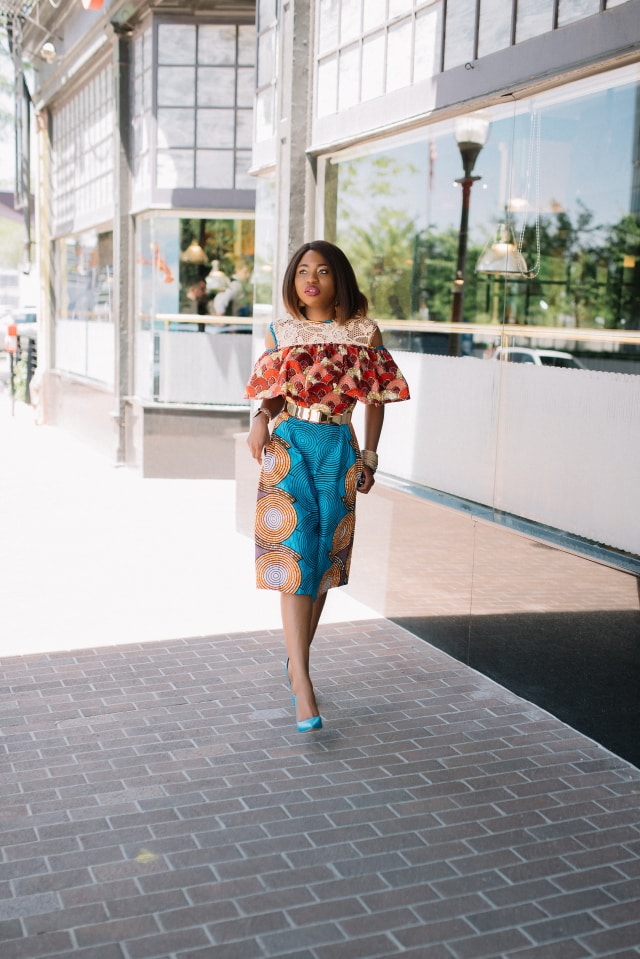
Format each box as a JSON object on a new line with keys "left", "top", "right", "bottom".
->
{"left": 135, "top": 331, "right": 253, "bottom": 406}
{"left": 353, "top": 353, "right": 639, "bottom": 556}
{"left": 56, "top": 319, "right": 114, "bottom": 386}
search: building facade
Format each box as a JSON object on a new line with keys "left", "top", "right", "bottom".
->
{"left": 243, "top": 0, "right": 640, "bottom": 759}
{"left": 249, "top": 0, "right": 640, "bottom": 559}
{"left": 22, "top": 0, "right": 257, "bottom": 476}
{"left": 16, "top": 0, "right": 640, "bottom": 752}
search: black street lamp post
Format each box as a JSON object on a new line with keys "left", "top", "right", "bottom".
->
{"left": 449, "top": 115, "right": 490, "bottom": 355}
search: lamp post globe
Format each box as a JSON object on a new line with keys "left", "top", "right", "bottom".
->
{"left": 449, "top": 113, "right": 490, "bottom": 355}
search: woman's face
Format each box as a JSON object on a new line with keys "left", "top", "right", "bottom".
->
{"left": 294, "top": 249, "right": 336, "bottom": 318}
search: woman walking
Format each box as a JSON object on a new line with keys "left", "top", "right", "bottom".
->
{"left": 246, "top": 240, "right": 410, "bottom": 731}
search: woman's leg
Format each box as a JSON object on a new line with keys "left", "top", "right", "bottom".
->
{"left": 309, "top": 591, "right": 327, "bottom": 646}
{"left": 281, "top": 593, "right": 320, "bottom": 722}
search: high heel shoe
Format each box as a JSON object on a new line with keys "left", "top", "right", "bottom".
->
{"left": 284, "top": 659, "right": 296, "bottom": 705}
{"left": 297, "top": 715, "right": 323, "bottom": 733}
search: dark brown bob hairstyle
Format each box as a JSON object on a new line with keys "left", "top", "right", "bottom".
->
{"left": 282, "top": 240, "right": 368, "bottom": 324}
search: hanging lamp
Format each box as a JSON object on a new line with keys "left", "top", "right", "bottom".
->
{"left": 180, "top": 239, "right": 208, "bottom": 265}
{"left": 476, "top": 223, "right": 528, "bottom": 276}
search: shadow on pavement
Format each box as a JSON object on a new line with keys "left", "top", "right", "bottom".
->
{"left": 393, "top": 607, "right": 640, "bottom": 768}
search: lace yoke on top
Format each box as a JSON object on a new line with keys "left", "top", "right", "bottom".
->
{"left": 272, "top": 314, "right": 378, "bottom": 348}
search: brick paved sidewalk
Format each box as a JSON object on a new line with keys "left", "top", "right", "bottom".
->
{"left": 2, "top": 619, "right": 640, "bottom": 959}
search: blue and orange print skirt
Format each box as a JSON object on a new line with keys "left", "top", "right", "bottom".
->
{"left": 255, "top": 412, "right": 361, "bottom": 600}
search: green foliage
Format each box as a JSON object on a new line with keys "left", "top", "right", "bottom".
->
{"left": 331, "top": 144, "right": 640, "bottom": 333}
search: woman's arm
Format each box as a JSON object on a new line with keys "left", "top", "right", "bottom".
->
{"left": 246, "top": 326, "right": 282, "bottom": 463}
{"left": 357, "top": 404, "right": 384, "bottom": 495}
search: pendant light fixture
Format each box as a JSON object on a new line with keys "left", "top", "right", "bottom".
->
{"left": 476, "top": 222, "right": 528, "bottom": 276}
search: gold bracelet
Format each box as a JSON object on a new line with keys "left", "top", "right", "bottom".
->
{"left": 253, "top": 407, "right": 270, "bottom": 421}
{"left": 361, "top": 449, "right": 378, "bottom": 472}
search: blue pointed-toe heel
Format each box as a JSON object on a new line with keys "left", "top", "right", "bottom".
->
{"left": 284, "top": 659, "right": 296, "bottom": 705}
{"left": 297, "top": 715, "right": 323, "bottom": 733}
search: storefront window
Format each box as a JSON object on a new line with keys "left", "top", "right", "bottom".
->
{"left": 324, "top": 62, "right": 640, "bottom": 372}
{"left": 136, "top": 215, "right": 255, "bottom": 330}
{"left": 134, "top": 214, "right": 255, "bottom": 404}
{"left": 55, "top": 229, "right": 114, "bottom": 384}
{"left": 58, "top": 230, "right": 113, "bottom": 323}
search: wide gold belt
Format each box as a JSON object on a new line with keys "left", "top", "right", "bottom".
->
{"left": 285, "top": 400, "right": 352, "bottom": 425}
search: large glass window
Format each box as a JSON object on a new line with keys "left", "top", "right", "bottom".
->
{"left": 58, "top": 230, "right": 113, "bottom": 324}
{"left": 155, "top": 21, "right": 255, "bottom": 191}
{"left": 132, "top": 26, "right": 153, "bottom": 206}
{"left": 557, "top": 0, "right": 601, "bottom": 27}
{"left": 256, "top": 0, "right": 278, "bottom": 143}
{"left": 445, "top": 0, "right": 628, "bottom": 65}
{"left": 136, "top": 215, "right": 255, "bottom": 330}
{"left": 253, "top": 176, "right": 277, "bottom": 313}
{"left": 134, "top": 215, "right": 255, "bottom": 404}
{"left": 51, "top": 64, "right": 114, "bottom": 234}
{"left": 316, "top": 0, "right": 443, "bottom": 118}
{"left": 55, "top": 229, "right": 114, "bottom": 384}
{"left": 323, "top": 63, "right": 640, "bottom": 373}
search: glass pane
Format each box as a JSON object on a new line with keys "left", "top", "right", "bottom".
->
{"left": 515, "top": 0, "right": 554, "bottom": 42}
{"left": 255, "top": 88, "right": 275, "bottom": 141}
{"left": 386, "top": 18, "right": 412, "bottom": 92}
{"left": 158, "top": 24, "right": 196, "bottom": 64}
{"left": 341, "top": 0, "right": 362, "bottom": 46}
{"left": 414, "top": 5, "right": 441, "bottom": 82}
{"left": 363, "top": 0, "right": 386, "bottom": 31}
{"left": 389, "top": 0, "right": 414, "bottom": 15}
{"left": 361, "top": 32, "right": 386, "bottom": 101}
{"left": 236, "top": 109, "right": 253, "bottom": 149}
{"left": 238, "top": 25, "right": 256, "bottom": 65}
{"left": 235, "top": 151, "right": 256, "bottom": 190}
{"left": 142, "top": 29, "right": 152, "bottom": 73}
{"left": 258, "top": 29, "right": 275, "bottom": 87}
{"left": 254, "top": 176, "right": 276, "bottom": 306}
{"left": 196, "top": 149, "right": 234, "bottom": 189}
{"left": 338, "top": 44, "right": 360, "bottom": 110}
{"left": 318, "top": 0, "right": 340, "bottom": 55}
{"left": 198, "top": 25, "right": 237, "bottom": 65}
{"left": 478, "top": 0, "right": 512, "bottom": 57}
{"left": 143, "top": 69, "right": 152, "bottom": 112}
{"left": 157, "top": 108, "right": 195, "bottom": 149}
{"left": 156, "top": 150, "right": 194, "bottom": 189}
{"left": 259, "top": 0, "right": 277, "bottom": 28}
{"left": 317, "top": 56, "right": 338, "bottom": 117}
{"left": 157, "top": 67, "right": 196, "bottom": 107}
{"left": 198, "top": 67, "right": 236, "bottom": 107}
{"left": 443, "top": 0, "right": 475, "bottom": 69}
{"left": 132, "top": 115, "right": 149, "bottom": 156}
{"left": 237, "top": 68, "right": 255, "bottom": 108}
{"left": 133, "top": 150, "right": 150, "bottom": 194}
{"left": 557, "top": 0, "right": 601, "bottom": 25}
{"left": 197, "top": 108, "right": 235, "bottom": 148}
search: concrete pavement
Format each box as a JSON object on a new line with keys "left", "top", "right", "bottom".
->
{"left": 1, "top": 391, "right": 640, "bottom": 959}
{"left": 0, "top": 392, "right": 375, "bottom": 656}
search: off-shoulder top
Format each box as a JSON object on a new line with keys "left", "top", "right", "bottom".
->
{"left": 245, "top": 314, "right": 410, "bottom": 415}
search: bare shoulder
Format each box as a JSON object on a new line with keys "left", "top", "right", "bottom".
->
{"left": 359, "top": 315, "right": 383, "bottom": 347}
{"left": 369, "top": 322, "right": 383, "bottom": 347}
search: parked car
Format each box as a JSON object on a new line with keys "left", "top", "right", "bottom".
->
{"left": 1, "top": 308, "right": 37, "bottom": 351}
{"left": 492, "top": 347, "right": 584, "bottom": 369}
